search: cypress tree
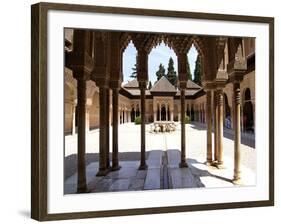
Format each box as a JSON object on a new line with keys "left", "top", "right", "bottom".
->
{"left": 186, "top": 58, "right": 192, "bottom": 80}
{"left": 166, "top": 57, "right": 177, "bottom": 86}
{"left": 130, "top": 55, "right": 138, "bottom": 78}
{"left": 156, "top": 63, "right": 166, "bottom": 81}
{"left": 148, "top": 81, "right": 152, "bottom": 89}
{"left": 193, "top": 55, "right": 202, "bottom": 85}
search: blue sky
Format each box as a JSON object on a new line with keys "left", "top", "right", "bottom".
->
{"left": 122, "top": 41, "right": 198, "bottom": 84}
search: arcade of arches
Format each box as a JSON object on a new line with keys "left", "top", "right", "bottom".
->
{"left": 64, "top": 29, "right": 255, "bottom": 193}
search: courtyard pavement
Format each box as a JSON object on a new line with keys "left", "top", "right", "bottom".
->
{"left": 64, "top": 122, "right": 256, "bottom": 194}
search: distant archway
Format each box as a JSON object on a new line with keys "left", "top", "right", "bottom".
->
{"left": 191, "top": 106, "right": 195, "bottom": 121}
{"left": 136, "top": 106, "right": 140, "bottom": 118}
{"left": 224, "top": 93, "right": 231, "bottom": 128}
{"left": 243, "top": 88, "right": 254, "bottom": 132}
{"left": 131, "top": 107, "right": 135, "bottom": 122}
{"left": 161, "top": 105, "right": 167, "bottom": 121}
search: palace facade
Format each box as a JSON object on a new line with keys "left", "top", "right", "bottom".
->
{"left": 64, "top": 28, "right": 255, "bottom": 192}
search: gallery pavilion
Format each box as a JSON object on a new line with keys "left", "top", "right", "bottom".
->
{"left": 64, "top": 28, "right": 255, "bottom": 192}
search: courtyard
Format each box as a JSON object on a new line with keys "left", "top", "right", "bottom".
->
{"left": 64, "top": 122, "right": 255, "bottom": 193}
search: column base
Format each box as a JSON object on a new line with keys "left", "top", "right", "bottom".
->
{"left": 179, "top": 161, "right": 188, "bottom": 168}
{"left": 215, "top": 161, "right": 225, "bottom": 169}
{"left": 139, "top": 163, "right": 148, "bottom": 170}
{"left": 76, "top": 186, "right": 90, "bottom": 193}
{"left": 205, "top": 160, "right": 213, "bottom": 166}
{"left": 232, "top": 177, "right": 242, "bottom": 185}
{"left": 96, "top": 168, "right": 110, "bottom": 176}
{"left": 111, "top": 165, "right": 122, "bottom": 171}
{"left": 106, "top": 165, "right": 112, "bottom": 171}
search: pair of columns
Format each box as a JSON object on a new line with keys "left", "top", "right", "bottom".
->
{"left": 205, "top": 83, "right": 242, "bottom": 184}
{"left": 206, "top": 88, "right": 225, "bottom": 168}
{"left": 96, "top": 85, "right": 121, "bottom": 176}
{"left": 212, "top": 89, "right": 224, "bottom": 167}
{"left": 119, "top": 109, "right": 129, "bottom": 124}
{"left": 155, "top": 105, "right": 173, "bottom": 122}
{"left": 97, "top": 81, "right": 148, "bottom": 172}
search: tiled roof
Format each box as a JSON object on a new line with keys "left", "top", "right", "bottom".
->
{"left": 150, "top": 76, "right": 177, "bottom": 92}
{"left": 175, "top": 89, "right": 202, "bottom": 96}
{"left": 124, "top": 89, "right": 151, "bottom": 96}
{"left": 186, "top": 80, "right": 202, "bottom": 89}
{"left": 122, "top": 79, "right": 139, "bottom": 88}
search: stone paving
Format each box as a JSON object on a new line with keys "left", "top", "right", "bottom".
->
{"left": 64, "top": 122, "right": 256, "bottom": 194}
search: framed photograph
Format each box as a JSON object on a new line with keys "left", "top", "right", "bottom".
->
{"left": 31, "top": 2, "right": 274, "bottom": 221}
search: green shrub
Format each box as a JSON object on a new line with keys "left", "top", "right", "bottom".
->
{"left": 184, "top": 115, "right": 190, "bottom": 124}
{"left": 134, "top": 116, "right": 141, "bottom": 125}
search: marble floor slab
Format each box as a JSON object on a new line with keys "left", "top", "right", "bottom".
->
{"left": 64, "top": 149, "right": 255, "bottom": 194}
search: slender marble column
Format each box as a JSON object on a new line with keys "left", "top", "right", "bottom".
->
{"left": 129, "top": 111, "right": 131, "bottom": 123}
{"left": 111, "top": 87, "right": 121, "bottom": 171}
{"left": 154, "top": 111, "right": 157, "bottom": 122}
{"left": 233, "top": 82, "right": 242, "bottom": 184}
{"left": 134, "top": 109, "right": 136, "bottom": 121}
{"left": 96, "top": 86, "right": 109, "bottom": 176}
{"left": 105, "top": 88, "right": 110, "bottom": 169}
{"left": 213, "top": 90, "right": 219, "bottom": 162}
{"left": 118, "top": 110, "right": 120, "bottom": 124}
{"left": 217, "top": 89, "right": 224, "bottom": 168}
{"left": 179, "top": 89, "right": 188, "bottom": 167}
{"left": 76, "top": 78, "right": 88, "bottom": 192}
{"left": 171, "top": 111, "right": 174, "bottom": 121}
{"left": 206, "top": 90, "right": 213, "bottom": 165}
{"left": 72, "top": 104, "right": 76, "bottom": 135}
{"left": 139, "top": 82, "right": 148, "bottom": 170}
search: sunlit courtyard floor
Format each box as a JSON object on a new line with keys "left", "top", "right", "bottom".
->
{"left": 64, "top": 122, "right": 256, "bottom": 193}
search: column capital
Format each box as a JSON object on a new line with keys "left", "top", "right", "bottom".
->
{"left": 94, "top": 78, "right": 109, "bottom": 88}
{"left": 109, "top": 79, "right": 122, "bottom": 89}
{"left": 216, "top": 89, "right": 224, "bottom": 106}
{"left": 202, "top": 81, "right": 216, "bottom": 91}
{"left": 233, "top": 82, "right": 241, "bottom": 105}
{"left": 215, "top": 70, "right": 228, "bottom": 88}
{"left": 229, "top": 72, "right": 244, "bottom": 83}
{"left": 178, "top": 81, "right": 187, "bottom": 90}
{"left": 72, "top": 70, "right": 91, "bottom": 81}
{"left": 67, "top": 30, "right": 94, "bottom": 79}
{"left": 138, "top": 81, "right": 147, "bottom": 89}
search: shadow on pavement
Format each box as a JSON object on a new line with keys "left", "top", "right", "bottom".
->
{"left": 189, "top": 122, "right": 255, "bottom": 148}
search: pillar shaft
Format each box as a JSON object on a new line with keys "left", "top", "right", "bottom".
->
{"left": 72, "top": 104, "right": 76, "bottom": 135}
{"left": 139, "top": 84, "right": 147, "bottom": 170}
{"left": 179, "top": 89, "right": 188, "bottom": 167}
{"left": 76, "top": 78, "right": 88, "bottom": 192}
{"left": 206, "top": 90, "right": 213, "bottom": 164}
{"left": 233, "top": 82, "right": 242, "bottom": 183}
{"left": 112, "top": 88, "right": 121, "bottom": 171}
{"left": 213, "top": 91, "right": 219, "bottom": 162}
{"left": 217, "top": 89, "right": 224, "bottom": 166}
{"left": 105, "top": 88, "right": 110, "bottom": 169}
{"left": 96, "top": 86, "right": 109, "bottom": 176}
